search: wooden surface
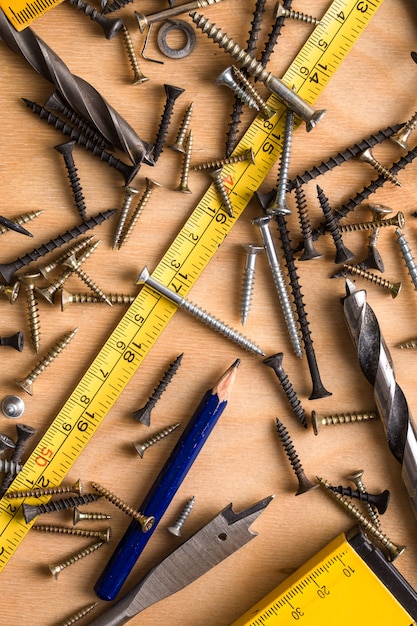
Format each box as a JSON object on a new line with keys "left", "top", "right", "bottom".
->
{"left": 1, "top": 0, "right": 417, "bottom": 623}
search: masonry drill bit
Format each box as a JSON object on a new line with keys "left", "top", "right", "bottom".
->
{"left": 0, "top": 9, "right": 152, "bottom": 166}
{"left": 342, "top": 278, "right": 417, "bottom": 519}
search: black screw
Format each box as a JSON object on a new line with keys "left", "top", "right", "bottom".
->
{"left": 275, "top": 418, "right": 318, "bottom": 495}
{"left": 0, "top": 331, "right": 24, "bottom": 352}
{"left": 294, "top": 182, "right": 322, "bottom": 261}
{"left": 22, "top": 492, "right": 102, "bottom": 524}
{"left": 264, "top": 353, "right": 307, "bottom": 428}
{"left": 0, "top": 423, "right": 36, "bottom": 497}
{"left": 55, "top": 141, "right": 87, "bottom": 221}
{"left": 102, "top": 0, "right": 133, "bottom": 13}
{"left": 316, "top": 185, "right": 355, "bottom": 265}
{"left": 152, "top": 84, "right": 185, "bottom": 163}
{"left": 328, "top": 485, "right": 390, "bottom": 515}
{"left": 67, "top": 0, "right": 123, "bottom": 39}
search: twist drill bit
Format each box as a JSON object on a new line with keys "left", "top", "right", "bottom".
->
{"left": 342, "top": 278, "right": 417, "bottom": 519}
{"left": 0, "top": 9, "right": 152, "bottom": 166}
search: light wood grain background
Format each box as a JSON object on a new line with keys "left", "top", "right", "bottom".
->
{"left": 1, "top": 0, "right": 417, "bottom": 624}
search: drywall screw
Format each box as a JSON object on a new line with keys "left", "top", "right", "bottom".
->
{"left": 73, "top": 508, "right": 111, "bottom": 524}
{"left": 232, "top": 66, "right": 275, "bottom": 120}
{"left": 121, "top": 23, "right": 149, "bottom": 85}
{"left": 346, "top": 469, "right": 382, "bottom": 529}
{"left": 176, "top": 130, "right": 193, "bottom": 194}
{"left": 135, "top": 0, "right": 225, "bottom": 32}
{"left": 0, "top": 207, "right": 116, "bottom": 285}
{"left": 0, "top": 209, "right": 43, "bottom": 236}
{"left": 67, "top": 0, "right": 123, "bottom": 39}
{"left": 119, "top": 178, "right": 162, "bottom": 248}
{"left": 316, "top": 185, "right": 355, "bottom": 264}
{"left": 216, "top": 66, "right": 264, "bottom": 116}
{"left": 170, "top": 102, "right": 194, "bottom": 153}
{"left": 32, "top": 523, "right": 111, "bottom": 542}
{"left": 37, "top": 240, "right": 101, "bottom": 304}
{"left": 49, "top": 538, "right": 105, "bottom": 579}
{"left": 190, "top": 12, "right": 326, "bottom": 131}
{"left": 103, "top": 0, "right": 133, "bottom": 13}
{"left": 60, "top": 289, "right": 135, "bottom": 310}
{"left": 252, "top": 215, "right": 302, "bottom": 358}
{"left": 192, "top": 148, "right": 255, "bottom": 172}
{"left": 36, "top": 235, "right": 95, "bottom": 279}
{"left": 152, "top": 84, "right": 185, "bottom": 163}
{"left": 358, "top": 148, "right": 401, "bottom": 186}
{"left": 0, "top": 434, "right": 16, "bottom": 455}
{"left": 340, "top": 264, "right": 402, "bottom": 298}
{"left": 15, "top": 328, "right": 78, "bottom": 396}
{"left": 338, "top": 211, "right": 405, "bottom": 233}
{"left": 1, "top": 395, "right": 25, "bottom": 418}
{"left": 240, "top": 244, "right": 263, "bottom": 325}
{"left": 57, "top": 602, "right": 98, "bottom": 626}
{"left": 132, "top": 354, "right": 184, "bottom": 426}
{"left": 19, "top": 271, "right": 41, "bottom": 353}
{"left": 91, "top": 482, "right": 155, "bottom": 531}
{"left": 55, "top": 140, "right": 87, "bottom": 221}
{"left": 137, "top": 267, "right": 265, "bottom": 356}
{"left": 395, "top": 228, "right": 417, "bottom": 290}
{"left": 294, "top": 181, "right": 322, "bottom": 261}
{"left": 63, "top": 254, "right": 112, "bottom": 306}
{"left": 132, "top": 422, "right": 181, "bottom": 458}
{"left": 0, "top": 332, "right": 24, "bottom": 352}
{"left": 23, "top": 99, "right": 142, "bottom": 186}
{"left": 22, "top": 492, "right": 102, "bottom": 524}
{"left": 113, "top": 185, "right": 140, "bottom": 249}
{"left": 0, "top": 423, "right": 36, "bottom": 497}
{"left": 274, "top": 1, "right": 322, "bottom": 24}
{"left": 267, "top": 105, "right": 294, "bottom": 215}
{"left": 390, "top": 113, "right": 417, "bottom": 150}
{"left": 0, "top": 281, "right": 20, "bottom": 303}
{"left": 209, "top": 166, "right": 234, "bottom": 217}
{"left": 0, "top": 459, "right": 22, "bottom": 474}
{"left": 317, "top": 477, "right": 405, "bottom": 560}
{"left": 6, "top": 478, "right": 82, "bottom": 499}
{"left": 275, "top": 418, "right": 318, "bottom": 495}
{"left": 264, "top": 354, "right": 306, "bottom": 428}
{"left": 328, "top": 485, "right": 390, "bottom": 515}
{"left": 167, "top": 496, "right": 195, "bottom": 536}
{"left": 312, "top": 410, "right": 378, "bottom": 435}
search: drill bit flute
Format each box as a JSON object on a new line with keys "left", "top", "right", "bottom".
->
{"left": 342, "top": 278, "right": 417, "bottom": 519}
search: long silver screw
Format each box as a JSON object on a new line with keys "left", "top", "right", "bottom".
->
{"left": 113, "top": 185, "right": 140, "bottom": 249}
{"left": 136, "top": 267, "right": 265, "bottom": 356}
{"left": 358, "top": 148, "right": 401, "bottom": 186}
{"left": 252, "top": 216, "right": 302, "bottom": 358}
{"left": 390, "top": 112, "right": 417, "bottom": 150}
{"left": 346, "top": 469, "right": 381, "bottom": 529}
{"left": 240, "top": 244, "right": 263, "bottom": 325}
{"left": 167, "top": 496, "right": 195, "bottom": 536}
{"left": 216, "top": 66, "right": 264, "bottom": 116}
{"left": 267, "top": 105, "right": 294, "bottom": 215}
{"left": 395, "top": 228, "right": 417, "bottom": 290}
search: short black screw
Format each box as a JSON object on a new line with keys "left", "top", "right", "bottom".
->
{"left": 55, "top": 141, "right": 87, "bottom": 221}
{"left": 275, "top": 418, "right": 318, "bottom": 495}
{"left": 67, "top": 0, "right": 123, "bottom": 39}
{"left": 316, "top": 185, "right": 355, "bottom": 264}
{"left": 328, "top": 485, "right": 390, "bottom": 515}
{"left": 0, "top": 331, "right": 24, "bottom": 352}
{"left": 152, "top": 84, "right": 185, "bottom": 163}
{"left": 264, "top": 353, "right": 307, "bottom": 428}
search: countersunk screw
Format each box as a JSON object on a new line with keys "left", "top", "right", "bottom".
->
{"left": 264, "top": 354, "right": 306, "bottom": 428}
{"left": 274, "top": 1, "right": 322, "bottom": 24}
{"left": 328, "top": 485, "right": 390, "bottom": 515}
{"left": 15, "top": 328, "right": 78, "bottom": 396}
{"left": 91, "top": 481, "right": 155, "bottom": 531}
{"left": 56, "top": 602, "right": 98, "bottom": 626}
{"left": 312, "top": 410, "right": 377, "bottom": 435}
{"left": 118, "top": 178, "right": 162, "bottom": 248}
{"left": 121, "top": 23, "right": 149, "bottom": 85}
{"left": 209, "top": 166, "right": 235, "bottom": 218}
{"left": 48, "top": 539, "right": 105, "bottom": 579}
{"left": 170, "top": 102, "right": 194, "bottom": 153}
{"left": 317, "top": 476, "right": 405, "bottom": 560}
{"left": 316, "top": 185, "right": 355, "bottom": 264}
{"left": 216, "top": 66, "right": 267, "bottom": 118}
{"left": 390, "top": 112, "right": 417, "bottom": 150}
{"left": 137, "top": 267, "right": 265, "bottom": 356}
{"left": 192, "top": 147, "right": 255, "bottom": 172}
{"left": 339, "top": 264, "right": 402, "bottom": 299}
{"left": 113, "top": 185, "right": 140, "bottom": 249}
{"left": 176, "top": 130, "right": 193, "bottom": 194}
{"left": 1, "top": 395, "right": 25, "bottom": 418}
{"left": 275, "top": 418, "right": 318, "bottom": 495}
{"left": 167, "top": 496, "right": 195, "bottom": 536}
{"left": 60, "top": 289, "right": 135, "bottom": 310}
{"left": 355, "top": 203, "right": 392, "bottom": 273}
{"left": 0, "top": 280, "right": 21, "bottom": 303}
{"left": 152, "top": 84, "right": 185, "bottom": 163}
{"left": 19, "top": 271, "right": 41, "bottom": 353}
{"left": 132, "top": 422, "right": 181, "bottom": 458}
{"left": 240, "top": 244, "right": 263, "bottom": 325}
{"left": 63, "top": 254, "right": 112, "bottom": 306}
{"left": 132, "top": 354, "right": 183, "bottom": 426}
{"left": 36, "top": 235, "right": 96, "bottom": 279}
{"left": 33, "top": 523, "right": 111, "bottom": 543}
{"left": 338, "top": 211, "right": 405, "bottom": 233}
{"left": 0, "top": 434, "right": 16, "bottom": 455}
{"left": 252, "top": 215, "right": 302, "bottom": 358}
{"left": 232, "top": 66, "right": 276, "bottom": 120}
{"left": 55, "top": 140, "right": 87, "bottom": 221}
{"left": 395, "top": 228, "right": 417, "bottom": 290}
{"left": 358, "top": 148, "right": 401, "bottom": 186}
{"left": 347, "top": 469, "right": 382, "bottom": 529}
{"left": 0, "top": 332, "right": 24, "bottom": 352}
{"left": 22, "top": 492, "right": 102, "bottom": 524}
{"left": 6, "top": 478, "right": 82, "bottom": 499}
{"left": 73, "top": 508, "right": 111, "bottom": 524}
{"left": 67, "top": 0, "right": 123, "bottom": 39}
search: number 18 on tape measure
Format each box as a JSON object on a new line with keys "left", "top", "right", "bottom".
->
{"left": 232, "top": 528, "right": 417, "bottom": 625}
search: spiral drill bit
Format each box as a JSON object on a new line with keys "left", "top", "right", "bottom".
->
{"left": 0, "top": 9, "right": 152, "bottom": 166}
{"left": 342, "top": 278, "right": 417, "bottom": 519}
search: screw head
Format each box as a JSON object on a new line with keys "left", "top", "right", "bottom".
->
{"left": 2, "top": 396, "right": 25, "bottom": 418}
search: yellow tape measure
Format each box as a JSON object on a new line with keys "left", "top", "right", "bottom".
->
{"left": 0, "top": 0, "right": 382, "bottom": 569}
{"left": 0, "top": 0, "right": 63, "bottom": 30}
{"left": 232, "top": 528, "right": 417, "bottom": 625}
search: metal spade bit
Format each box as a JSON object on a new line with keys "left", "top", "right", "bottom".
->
{"left": 87, "top": 496, "right": 273, "bottom": 625}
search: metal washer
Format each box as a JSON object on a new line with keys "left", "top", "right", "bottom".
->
{"left": 156, "top": 19, "right": 196, "bottom": 59}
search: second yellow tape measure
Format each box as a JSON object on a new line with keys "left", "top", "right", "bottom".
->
{"left": 232, "top": 527, "right": 417, "bottom": 625}
{"left": 0, "top": 0, "right": 382, "bottom": 569}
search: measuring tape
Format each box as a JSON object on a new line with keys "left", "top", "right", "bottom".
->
{"left": 0, "top": 0, "right": 63, "bottom": 30}
{"left": 0, "top": 0, "right": 382, "bottom": 570}
{"left": 231, "top": 527, "right": 417, "bottom": 625}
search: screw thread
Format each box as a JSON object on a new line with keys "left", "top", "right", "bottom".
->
{"left": 170, "top": 102, "right": 194, "bottom": 152}
{"left": 176, "top": 130, "right": 193, "bottom": 193}
{"left": 221, "top": 69, "right": 260, "bottom": 111}
{"left": 152, "top": 84, "right": 185, "bottom": 162}
{"left": 241, "top": 266, "right": 255, "bottom": 325}
{"left": 232, "top": 66, "right": 274, "bottom": 119}
{"left": 210, "top": 168, "right": 234, "bottom": 217}
{"left": 395, "top": 228, "right": 417, "bottom": 290}
{"left": 275, "top": 2, "right": 321, "bottom": 24}
{"left": 168, "top": 496, "right": 195, "bottom": 536}
{"left": 23, "top": 278, "right": 41, "bottom": 353}
{"left": 122, "top": 24, "right": 148, "bottom": 84}
{"left": 55, "top": 142, "right": 87, "bottom": 221}
{"left": 342, "top": 264, "right": 401, "bottom": 298}
{"left": 312, "top": 410, "right": 377, "bottom": 434}
{"left": 133, "top": 423, "right": 181, "bottom": 458}
{"left": 49, "top": 539, "right": 105, "bottom": 578}
{"left": 33, "top": 523, "right": 111, "bottom": 542}
{"left": 67, "top": 0, "right": 123, "bottom": 39}
{"left": 347, "top": 470, "right": 381, "bottom": 528}
{"left": 338, "top": 212, "right": 404, "bottom": 233}
{"left": 0, "top": 459, "right": 22, "bottom": 475}
{"left": 328, "top": 485, "right": 389, "bottom": 515}
{"left": 37, "top": 236, "right": 95, "bottom": 278}
{"left": 264, "top": 354, "right": 306, "bottom": 427}
{"left": 103, "top": 0, "right": 132, "bottom": 13}
{"left": 61, "top": 290, "right": 134, "bottom": 309}
{"left": 0, "top": 210, "right": 43, "bottom": 235}
{"left": 269, "top": 107, "right": 294, "bottom": 214}
{"left": 119, "top": 179, "right": 161, "bottom": 247}
{"left": 359, "top": 149, "right": 401, "bottom": 186}
{"left": 275, "top": 418, "right": 317, "bottom": 494}
{"left": 113, "top": 186, "right": 140, "bottom": 249}
{"left": 65, "top": 256, "right": 111, "bottom": 305}
{"left": 22, "top": 492, "right": 102, "bottom": 523}
{"left": 73, "top": 508, "right": 111, "bottom": 524}
{"left": 192, "top": 148, "right": 254, "bottom": 172}
{"left": 7, "top": 479, "right": 82, "bottom": 499}
{"left": 91, "top": 482, "right": 154, "bottom": 531}
{"left": 57, "top": 602, "right": 98, "bottom": 626}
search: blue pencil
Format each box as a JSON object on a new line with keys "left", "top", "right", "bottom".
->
{"left": 94, "top": 358, "right": 240, "bottom": 601}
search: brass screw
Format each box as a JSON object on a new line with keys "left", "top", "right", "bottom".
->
{"left": 63, "top": 254, "right": 112, "bottom": 306}
{"left": 317, "top": 476, "right": 405, "bottom": 561}
{"left": 19, "top": 271, "right": 41, "bottom": 353}
{"left": 170, "top": 101, "right": 194, "bottom": 153}
{"left": 132, "top": 422, "right": 181, "bottom": 458}
{"left": 73, "top": 508, "right": 111, "bottom": 524}
{"left": 176, "top": 130, "right": 193, "bottom": 194}
{"left": 209, "top": 166, "right": 234, "bottom": 218}
{"left": 0, "top": 280, "right": 20, "bottom": 303}
{"left": 192, "top": 147, "right": 255, "bottom": 172}
{"left": 216, "top": 66, "right": 268, "bottom": 117}
{"left": 312, "top": 410, "right": 378, "bottom": 435}
{"left": 390, "top": 112, "right": 417, "bottom": 150}
{"left": 121, "top": 23, "right": 149, "bottom": 84}
{"left": 0, "top": 209, "right": 43, "bottom": 236}
{"left": 33, "top": 523, "right": 111, "bottom": 543}
{"left": 274, "top": 2, "right": 322, "bottom": 24}
{"left": 60, "top": 289, "right": 135, "bottom": 311}
{"left": 340, "top": 264, "right": 402, "bottom": 299}
{"left": 22, "top": 492, "right": 102, "bottom": 524}
{"left": 338, "top": 211, "right": 405, "bottom": 233}
{"left": 36, "top": 235, "right": 96, "bottom": 279}
{"left": 48, "top": 539, "right": 105, "bottom": 579}
{"left": 232, "top": 66, "right": 276, "bottom": 120}
{"left": 6, "top": 478, "right": 83, "bottom": 499}
{"left": 346, "top": 469, "right": 381, "bottom": 529}
{"left": 91, "top": 481, "right": 155, "bottom": 532}
{"left": 358, "top": 148, "right": 401, "bottom": 186}
{"left": 15, "top": 328, "right": 78, "bottom": 395}
{"left": 113, "top": 185, "right": 140, "bottom": 249}
{"left": 118, "top": 178, "right": 162, "bottom": 248}
{"left": 57, "top": 602, "right": 98, "bottom": 626}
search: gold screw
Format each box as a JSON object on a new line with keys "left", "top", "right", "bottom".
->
{"left": 231, "top": 66, "right": 276, "bottom": 119}
{"left": 274, "top": 1, "right": 322, "bottom": 24}
{"left": 0, "top": 280, "right": 20, "bottom": 304}
{"left": 192, "top": 147, "right": 255, "bottom": 172}
{"left": 118, "top": 178, "right": 162, "bottom": 248}
{"left": 57, "top": 602, "right": 98, "bottom": 626}
{"left": 312, "top": 410, "right": 378, "bottom": 435}
{"left": 6, "top": 478, "right": 82, "bottom": 499}
{"left": 73, "top": 508, "right": 111, "bottom": 524}
{"left": 358, "top": 148, "right": 401, "bottom": 186}
{"left": 132, "top": 422, "right": 181, "bottom": 458}
{"left": 19, "top": 271, "right": 41, "bottom": 352}
{"left": 338, "top": 211, "right": 405, "bottom": 233}
{"left": 0, "top": 209, "right": 43, "bottom": 235}
{"left": 33, "top": 523, "right": 111, "bottom": 543}
{"left": 48, "top": 539, "right": 105, "bottom": 579}
{"left": 341, "top": 265, "right": 402, "bottom": 299}
{"left": 121, "top": 23, "right": 149, "bottom": 85}
{"left": 170, "top": 102, "right": 194, "bottom": 153}
{"left": 209, "top": 166, "right": 234, "bottom": 218}
{"left": 63, "top": 253, "right": 112, "bottom": 306}
{"left": 390, "top": 112, "right": 417, "bottom": 150}
{"left": 36, "top": 235, "right": 96, "bottom": 279}
{"left": 176, "top": 130, "right": 193, "bottom": 194}
{"left": 91, "top": 482, "right": 155, "bottom": 532}
{"left": 60, "top": 288, "right": 135, "bottom": 311}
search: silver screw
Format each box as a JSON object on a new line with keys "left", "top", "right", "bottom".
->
{"left": 136, "top": 267, "right": 265, "bottom": 356}
{"left": 1, "top": 395, "right": 25, "bottom": 418}
{"left": 267, "top": 105, "right": 294, "bottom": 215}
{"left": 252, "top": 216, "right": 302, "bottom": 358}
{"left": 395, "top": 228, "right": 417, "bottom": 290}
{"left": 346, "top": 469, "right": 381, "bottom": 529}
{"left": 167, "top": 496, "right": 195, "bottom": 536}
{"left": 240, "top": 244, "right": 263, "bottom": 325}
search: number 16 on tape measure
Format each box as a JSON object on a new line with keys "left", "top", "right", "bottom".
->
{"left": 232, "top": 528, "right": 417, "bottom": 625}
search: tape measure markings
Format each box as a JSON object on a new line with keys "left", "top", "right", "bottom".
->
{"left": 0, "top": 0, "right": 382, "bottom": 569}
{"left": 0, "top": 0, "right": 64, "bottom": 30}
